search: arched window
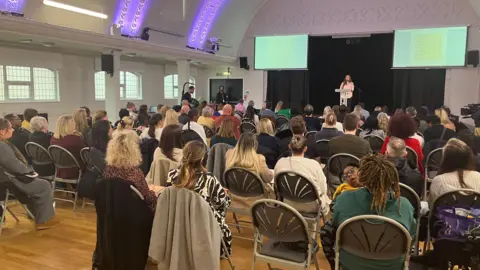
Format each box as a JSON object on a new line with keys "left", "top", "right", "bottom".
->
{"left": 164, "top": 75, "right": 195, "bottom": 99}
{"left": 94, "top": 71, "right": 142, "bottom": 100}
{"left": 0, "top": 65, "right": 59, "bottom": 101}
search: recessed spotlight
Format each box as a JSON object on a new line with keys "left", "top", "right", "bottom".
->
{"left": 19, "top": 39, "right": 33, "bottom": 43}
{"left": 43, "top": 42, "right": 55, "bottom": 47}
{"left": 125, "top": 53, "right": 136, "bottom": 57}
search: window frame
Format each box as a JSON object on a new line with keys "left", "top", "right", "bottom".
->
{"left": 163, "top": 74, "right": 195, "bottom": 100}
{"left": 0, "top": 65, "right": 60, "bottom": 102}
{"left": 94, "top": 71, "right": 143, "bottom": 101}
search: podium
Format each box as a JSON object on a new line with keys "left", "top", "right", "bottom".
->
{"left": 335, "top": 89, "right": 352, "bottom": 106}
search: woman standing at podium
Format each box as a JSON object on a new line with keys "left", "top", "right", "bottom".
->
{"left": 339, "top": 74, "right": 354, "bottom": 110}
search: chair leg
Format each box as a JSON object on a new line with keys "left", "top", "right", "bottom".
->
{"left": 267, "top": 263, "right": 273, "bottom": 270}
{"left": 73, "top": 192, "right": 78, "bottom": 212}
{"left": 232, "top": 213, "right": 241, "bottom": 233}
{"left": 82, "top": 197, "right": 86, "bottom": 209}
{"left": 221, "top": 238, "right": 235, "bottom": 270}
{"left": 4, "top": 191, "right": 19, "bottom": 223}
{"left": 0, "top": 204, "right": 6, "bottom": 235}
{"left": 21, "top": 205, "right": 35, "bottom": 220}
{"left": 313, "top": 256, "right": 320, "bottom": 270}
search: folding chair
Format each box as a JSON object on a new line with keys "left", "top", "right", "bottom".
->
{"left": 326, "top": 153, "right": 360, "bottom": 193}
{"left": 363, "top": 135, "right": 385, "bottom": 153}
{"left": 335, "top": 215, "right": 412, "bottom": 270}
{"left": 48, "top": 145, "right": 83, "bottom": 211}
{"left": 275, "top": 115, "right": 289, "bottom": 128}
{"left": 240, "top": 122, "right": 257, "bottom": 134}
{"left": 406, "top": 146, "right": 418, "bottom": 169}
{"left": 305, "top": 131, "right": 316, "bottom": 140}
{"left": 223, "top": 167, "right": 268, "bottom": 240}
{"left": 424, "top": 148, "right": 443, "bottom": 200}
{"left": 0, "top": 185, "right": 35, "bottom": 236}
{"left": 399, "top": 183, "right": 421, "bottom": 255}
{"left": 274, "top": 171, "right": 326, "bottom": 234}
{"left": 315, "top": 139, "right": 330, "bottom": 164}
{"left": 202, "top": 125, "right": 215, "bottom": 139}
{"left": 24, "top": 142, "right": 55, "bottom": 183}
{"left": 426, "top": 189, "right": 480, "bottom": 250}
{"left": 250, "top": 199, "right": 320, "bottom": 270}
{"left": 80, "top": 147, "right": 91, "bottom": 167}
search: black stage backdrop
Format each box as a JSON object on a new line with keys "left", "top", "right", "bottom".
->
{"left": 266, "top": 70, "right": 309, "bottom": 112}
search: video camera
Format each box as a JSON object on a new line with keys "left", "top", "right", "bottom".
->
{"left": 461, "top": 104, "right": 480, "bottom": 116}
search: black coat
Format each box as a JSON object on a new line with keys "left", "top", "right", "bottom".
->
{"left": 391, "top": 157, "right": 423, "bottom": 197}
{"left": 10, "top": 127, "right": 30, "bottom": 161}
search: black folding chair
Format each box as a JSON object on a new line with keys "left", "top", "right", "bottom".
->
{"left": 424, "top": 148, "right": 443, "bottom": 200}
{"left": 24, "top": 142, "right": 55, "bottom": 183}
{"left": 326, "top": 153, "right": 360, "bottom": 192}
{"left": 363, "top": 135, "right": 385, "bottom": 153}
{"left": 406, "top": 146, "right": 418, "bottom": 169}
{"left": 240, "top": 122, "right": 257, "bottom": 134}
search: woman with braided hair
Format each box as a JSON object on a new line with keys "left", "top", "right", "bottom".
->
{"left": 320, "top": 154, "right": 415, "bottom": 269}
{"left": 167, "top": 141, "right": 232, "bottom": 256}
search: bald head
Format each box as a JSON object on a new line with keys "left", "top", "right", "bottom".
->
{"left": 223, "top": 104, "right": 233, "bottom": 116}
{"left": 181, "top": 105, "right": 190, "bottom": 114}
{"left": 386, "top": 137, "right": 407, "bottom": 158}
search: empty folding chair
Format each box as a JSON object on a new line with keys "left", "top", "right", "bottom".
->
{"left": 335, "top": 215, "right": 412, "bottom": 270}
{"left": 250, "top": 199, "right": 320, "bottom": 270}
{"left": 275, "top": 115, "right": 289, "bottom": 129}
{"left": 399, "top": 183, "right": 421, "bottom": 255}
{"left": 424, "top": 148, "right": 443, "bottom": 200}
{"left": 240, "top": 122, "right": 257, "bottom": 134}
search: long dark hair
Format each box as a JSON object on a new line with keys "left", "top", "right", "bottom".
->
{"left": 139, "top": 104, "right": 148, "bottom": 116}
{"left": 159, "top": 124, "right": 183, "bottom": 161}
{"left": 91, "top": 120, "right": 111, "bottom": 153}
{"left": 245, "top": 105, "right": 256, "bottom": 121}
{"left": 363, "top": 117, "right": 379, "bottom": 134}
{"left": 148, "top": 114, "right": 163, "bottom": 138}
{"left": 438, "top": 138, "right": 475, "bottom": 189}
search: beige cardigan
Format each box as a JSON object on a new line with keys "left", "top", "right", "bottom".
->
{"left": 146, "top": 148, "right": 183, "bottom": 185}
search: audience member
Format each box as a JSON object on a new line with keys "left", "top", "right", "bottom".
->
{"left": 332, "top": 163, "right": 361, "bottom": 201}
{"left": 167, "top": 141, "right": 232, "bottom": 256}
{"left": 210, "top": 118, "right": 237, "bottom": 147}
{"left": 248, "top": 100, "right": 255, "bottom": 107}
{"left": 153, "top": 124, "right": 183, "bottom": 165}
{"left": 126, "top": 102, "right": 138, "bottom": 121}
{"left": 243, "top": 105, "right": 259, "bottom": 125}
{"left": 275, "top": 101, "right": 291, "bottom": 119}
{"left": 260, "top": 100, "right": 275, "bottom": 120}
{"left": 411, "top": 117, "right": 425, "bottom": 147}
{"left": 316, "top": 113, "right": 343, "bottom": 141}
{"left": 417, "top": 106, "right": 429, "bottom": 134}
{"left": 197, "top": 101, "right": 207, "bottom": 117}
{"left": 382, "top": 105, "right": 389, "bottom": 115}
{"left": 28, "top": 116, "right": 55, "bottom": 177}
{"left": 405, "top": 106, "right": 417, "bottom": 118}
{"left": 385, "top": 137, "right": 423, "bottom": 196}
{"left": 359, "top": 116, "right": 385, "bottom": 138}
{"left": 394, "top": 108, "right": 404, "bottom": 115}
{"left": 435, "top": 108, "right": 456, "bottom": 131}
{"left": 357, "top": 102, "right": 370, "bottom": 120}
{"left": 213, "top": 103, "right": 224, "bottom": 118}
{"left": 321, "top": 155, "right": 415, "bottom": 269}
{"left": 181, "top": 86, "right": 195, "bottom": 103}
{"left": 332, "top": 105, "right": 340, "bottom": 118}
{"left": 456, "top": 130, "right": 480, "bottom": 171}
{"left": 321, "top": 106, "right": 332, "bottom": 119}
{"left": 226, "top": 133, "right": 273, "bottom": 187}
{"left": 329, "top": 113, "right": 372, "bottom": 158}
{"left": 113, "top": 116, "right": 134, "bottom": 137}
{"left": 92, "top": 110, "right": 108, "bottom": 124}
{"left": 178, "top": 105, "right": 191, "bottom": 125}
{"left": 215, "top": 104, "right": 240, "bottom": 139}
{"left": 0, "top": 118, "right": 59, "bottom": 230}
{"left": 274, "top": 135, "right": 330, "bottom": 215}
{"left": 139, "top": 114, "right": 163, "bottom": 141}
{"left": 423, "top": 115, "right": 456, "bottom": 144}
{"left": 50, "top": 115, "right": 85, "bottom": 179}
{"left": 80, "top": 106, "right": 92, "bottom": 128}
{"left": 257, "top": 118, "right": 280, "bottom": 156}
{"left": 89, "top": 120, "right": 112, "bottom": 173}
{"left": 380, "top": 113, "right": 424, "bottom": 175}
{"left": 137, "top": 104, "right": 150, "bottom": 127}
{"left": 114, "top": 108, "right": 130, "bottom": 128}
{"left": 158, "top": 105, "right": 170, "bottom": 119}
{"left": 4, "top": 114, "right": 30, "bottom": 160}
{"left": 235, "top": 99, "right": 245, "bottom": 115}
{"left": 337, "top": 105, "right": 348, "bottom": 123}
{"left": 278, "top": 116, "right": 307, "bottom": 155}
{"left": 163, "top": 109, "right": 180, "bottom": 127}
{"left": 156, "top": 104, "right": 163, "bottom": 113}
{"left": 182, "top": 108, "right": 207, "bottom": 145}
{"left": 172, "top": 105, "right": 181, "bottom": 114}
{"left": 197, "top": 106, "right": 215, "bottom": 130}
{"left": 22, "top": 108, "right": 38, "bottom": 131}
{"left": 377, "top": 112, "right": 389, "bottom": 134}
{"left": 303, "top": 104, "right": 321, "bottom": 131}
{"left": 73, "top": 108, "right": 90, "bottom": 140}
{"left": 429, "top": 138, "right": 480, "bottom": 206}
{"left": 104, "top": 131, "right": 161, "bottom": 212}
{"left": 370, "top": 106, "right": 382, "bottom": 118}
{"left": 353, "top": 105, "right": 366, "bottom": 126}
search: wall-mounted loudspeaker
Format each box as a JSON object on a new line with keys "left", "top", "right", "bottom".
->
{"left": 467, "top": 50, "right": 479, "bottom": 67}
{"left": 101, "top": 54, "right": 114, "bottom": 76}
{"left": 239, "top": 57, "right": 250, "bottom": 70}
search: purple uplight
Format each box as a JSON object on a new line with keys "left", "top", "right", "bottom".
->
{"left": 0, "top": 0, "right": 27, "bottom": 13}
{"left": 187, "top": 0, "right": 225, "bottom": 49}
{"left": 113, "top": 0, "right": 150, "bottom": 36}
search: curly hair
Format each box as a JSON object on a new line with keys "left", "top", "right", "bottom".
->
{"left": 388, "top": 113, "right": 416, "bottom": 139}
{"left": 106, "top": 131, "right": 142, "bottom": 168}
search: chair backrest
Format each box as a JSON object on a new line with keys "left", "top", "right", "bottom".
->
{"left": 336, "top": 215, "right": 411, "bottom": 261}
{"left": 80, "top": 147, "right": 91, "bottom": 167}
{"left": 316, "top": 139, "right": 330, "bottom": 162}
{"left": 327, "top": 153, "right": 360, "bottom": 179}
{"left": 425, "top": 148, "right": 443, "bottom": 179}
{"left": 47, "top": 145, "right": 81, "bottom": 169}
{"left": 250, "top": 199, "right": 310, "bottom": 243}
{"left": 25, "top": 142, "right": 53, "bottom": 166}
{"left": 416, "top": 132, "right": 424, "bottom": 139}
{"left": 275, "top": 115, "right": 289, "bottom": 128}
{"left": 305, "top": 131, "right": 316, "bottom": 139}
{"left": 274, "top": 171, "right": 320, "bottom": 204}
{"left": 223, "top": 167, "right": 266, "bottom": 197}
{"left": 363, "top": 135, "right": 385, "bottom": 153}
{"left": 202, "top": 125, "right": 215, "bottom": 138}
{"left": 181, "top": 129, "right": 203, "bottom": 147}
{"left": 399, "top": 183, "right": 420, "bottom": 219}
{"left": 406, "top": 146, "right": 418, "bottom": 169}
{"left": 240, "top": 122, "right": 257, "bottom": 134}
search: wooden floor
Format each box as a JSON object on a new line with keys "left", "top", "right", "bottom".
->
{"left": 0, "top": 202, "right": 331, "bottom": 270}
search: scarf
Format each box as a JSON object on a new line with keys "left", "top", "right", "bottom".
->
{"left": 2, "top": 139, "right": 28, "bottom": 165}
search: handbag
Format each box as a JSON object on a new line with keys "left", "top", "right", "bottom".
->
{"left": 435, "top": 206, "right": 480, "bottom": 240}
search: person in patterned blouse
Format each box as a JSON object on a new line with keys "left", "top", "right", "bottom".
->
{"left": 167, "top": 141, "right": 232, "bottom": 256}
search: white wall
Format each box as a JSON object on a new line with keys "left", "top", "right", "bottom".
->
{"left": 0, "top": 46, "right": 200, "bottom": 126}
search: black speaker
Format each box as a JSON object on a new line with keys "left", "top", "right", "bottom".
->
{"left": 239, "top": 57, "right": 249, "bottom": 70}
{"left": 101, "top": 54, "right": 114, "bottom": 75}
{"left": 467, "top": 50, "right": 479, "bottom": 67}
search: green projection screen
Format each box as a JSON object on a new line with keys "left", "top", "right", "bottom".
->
{"left": 254, "top": 35, "right": 308, "bottom": 70}
{"left": 393, "top": 26, "right": 468, "bottom": 68}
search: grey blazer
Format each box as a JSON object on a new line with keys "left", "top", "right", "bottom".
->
{"left": 0, "top": 141, "right": 35, "bottom": 183}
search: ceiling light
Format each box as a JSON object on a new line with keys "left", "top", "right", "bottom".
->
{"left": 19, "top": 39, "right": 33, "bottom": 43}
{"left": 43, "top": 0, "right": 108, "bottom": 19}
{"left": 43, "top": 42, "right": 55, "bottom": 47}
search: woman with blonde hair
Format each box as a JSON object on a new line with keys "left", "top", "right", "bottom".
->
{"left": 92, "top": 110, "right": 108, "bottom": 124}
{"left": 104, "top": 131, "right": 162, "bottom": 212}
{"left": 167, "top": 141, "right": 232, "bottom": 256}
{"left": 435, "top": 108, "right": 455, "bottom": 131}
{"left": 257, "top": 118, "right": 279, "bottom": 156}
{"left": 316, "top": 112, "right": 343, "bottom": 141}
{"left": 158, "top": 105, "right": 170, "bottom": 119}
{"left": 73, "top": 108, "right": 90, "bottom": 139}
{"left": 112, "top": 116, "right": 134, "bottom": 137}
{"left": 377, "top": 112, "right": 389, "bottom": 134}
{"left": 210, "top": 117, "right": 237, "bottom": 147}
{"left": 50, "top": 114, "right": 85, "bottom": 179}
{"left": 163, "top": 109, "right": 180, "bottom": 127}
